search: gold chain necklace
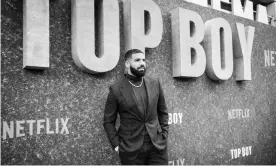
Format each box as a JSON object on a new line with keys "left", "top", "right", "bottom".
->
{"left": 128, "top": 77, "right": 144, "bottom": 88}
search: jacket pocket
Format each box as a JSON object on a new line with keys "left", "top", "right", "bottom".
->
{"left": 118, "top": 131, "right": 131, "bottom": 140}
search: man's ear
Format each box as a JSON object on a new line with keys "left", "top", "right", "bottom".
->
{"left": 125, "top": 61, "right": 130, "bottom": 68}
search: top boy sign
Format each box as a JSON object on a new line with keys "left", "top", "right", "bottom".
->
{"left": 23, "top": 0, "right": 275, "bottom": 81}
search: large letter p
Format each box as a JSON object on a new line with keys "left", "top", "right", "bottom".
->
{"left": 123, "top": 0, "right": 163, "bottom": 54}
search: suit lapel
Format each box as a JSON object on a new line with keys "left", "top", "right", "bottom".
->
{"left": 119, "top": 77, "right": 144, "bottom": 120}
{"left": 144, "top": 76, "right": 155, "bottom": 119}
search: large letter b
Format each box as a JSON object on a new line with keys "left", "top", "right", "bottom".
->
{"left": 171, "top": 8, "right": 206, "bottom": 78}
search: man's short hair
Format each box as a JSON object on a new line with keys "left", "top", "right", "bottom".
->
{"left": 124, "top": 49, "right": 144, "bottom": 61}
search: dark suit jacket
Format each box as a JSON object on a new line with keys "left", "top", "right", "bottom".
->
{"left": 103, "top": 76, "right": 169, "bottom": 153}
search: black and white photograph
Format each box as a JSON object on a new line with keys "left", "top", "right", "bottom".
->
{"left": 1, "top": 0, "right": 276, "bottom": 165}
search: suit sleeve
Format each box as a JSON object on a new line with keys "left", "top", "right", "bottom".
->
{"left": 157, "top": 79, "right": 169, "bottom": 139}
{"left": 103, "top": 86, "right": 119, "bottom": 149}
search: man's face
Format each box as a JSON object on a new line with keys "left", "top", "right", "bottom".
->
{"left": 126, "top": 53, "right": 146, "bottom": 77}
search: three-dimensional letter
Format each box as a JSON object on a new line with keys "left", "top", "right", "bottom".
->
{"left": 232, "top": 0, "right": 254, "bottom": 20}
{"left": 256, "top": 4, "right": 269, "bottom": 24}
{"left": 23, "top": 0, "right": 49, "bottom": 69}
{"left": 204, "top": 18, "right": 233, "bottom": 80}
{"left": 171, "top": 8, "right": 206, "bottom": 77}
{"left": 123, "top": 0, "right": 163, "bottom": 53}
{"left": 72, "top": 0, "right": 120, "bottom": 73}
{"left": 233, "top": 23, "right": 255, "bottom": 80}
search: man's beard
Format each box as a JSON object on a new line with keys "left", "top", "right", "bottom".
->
{"left": 130, "top": 65, "right": 146, "bottom": 77}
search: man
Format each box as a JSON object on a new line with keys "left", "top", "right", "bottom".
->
{"left": 103, "top": 49, "right": 169, "bottom": 165}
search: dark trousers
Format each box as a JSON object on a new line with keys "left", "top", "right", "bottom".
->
{"left": 119, "top": 134, "right": 168, "bottom": 165}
